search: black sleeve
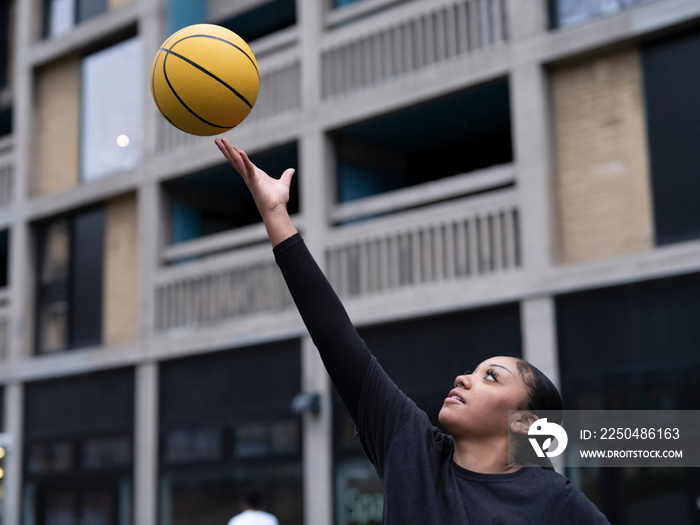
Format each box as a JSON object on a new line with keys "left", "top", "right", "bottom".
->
{"left": 273, "top": 233, "right": 372, "bottom": 423}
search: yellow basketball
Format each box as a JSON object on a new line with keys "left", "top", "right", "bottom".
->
{"left": 150, "top": 24, "right": 259, "bottom": 136}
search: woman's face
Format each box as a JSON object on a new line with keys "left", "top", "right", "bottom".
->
{"left": 438, "top": 356, "right": 530, "bottom": 440}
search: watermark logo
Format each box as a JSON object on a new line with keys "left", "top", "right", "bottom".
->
{"left": 528, "top": 418, "right": 568, "bottom": 458}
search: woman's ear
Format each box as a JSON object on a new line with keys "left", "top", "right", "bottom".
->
{"left": 509, "top": 411, "right": 539, "bottom": 435}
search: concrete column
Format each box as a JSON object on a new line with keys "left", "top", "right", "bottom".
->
{"left": 296, "top": 129, "right": 334, "bottom": 524}
{"left": 508, "top": 0, "right": 549, "bottom": 40}
{"left": 8, "top": 0, "right": 37, "bottom": 365}
{"left": 299, "top": 336, "right": 333, "bottom": 525}
{"left": 508, "top": 0, "right": 555, "bottom": 275}
{"left": 3, "top": 382, "right": 23, "bottom": 525}
{"left": 520, "top": 296, "right": 560, "bottom": 389}
{"left": 296, "top": 2, "right": 333, "bottom": 523}
{"left": 520, "top": 295, "right": 564, "bottom": 473}
{"left": 510, "top": 60, "right": 555, "bottom": 274}
{"left": 297, "top": 0, "right": 323, "bottom": 115}
{"left": 138, "top": 0, "right": 166, "bottom": 352}
{"left": 134, "top": 362, "right": 159, "bottom": 525}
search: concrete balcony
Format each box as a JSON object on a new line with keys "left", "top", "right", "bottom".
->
{"left": 321, "top": 0, "right": 509, "bottom": 99}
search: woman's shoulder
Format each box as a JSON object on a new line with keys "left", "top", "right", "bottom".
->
{"left": 525, "top": 466, "right": 578, "bottom": 491}
{"left": 524, "top": 467, "right": 610, "bottom": 523}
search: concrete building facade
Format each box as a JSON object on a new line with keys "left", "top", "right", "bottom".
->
{"left": 0, "top": 0, "right": 700, "bottom": 523}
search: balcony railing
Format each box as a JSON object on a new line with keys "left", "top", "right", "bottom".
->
{"left": 326, "top": 188, "right": 520, "bottom": 298}
{"left": 0, "top": 135, "right": 13, "bottom": 209}
{"left": 155, "top": 244, "right": 294, "bottom": 333}
{"left": 321, "top": 0, "right": 509, "bottom": 98}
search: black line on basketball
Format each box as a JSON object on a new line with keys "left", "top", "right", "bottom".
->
{"left": 159, "top": 46, "right": 254, "bottom": 110}
{"left": 172, "top": 33, "right": 259, "bottom": 77}
{"left": 161, "top": 49, "right": 237, "bottom": 131}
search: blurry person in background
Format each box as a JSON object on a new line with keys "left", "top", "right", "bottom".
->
{"left": 227, "top": 491, "right": 278, "bottom": 525}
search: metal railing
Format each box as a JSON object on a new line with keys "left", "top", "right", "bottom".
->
{"left": 321, "top": 0, "right": 509, "bottom": 98}
{"left": 154, "top": 245, "right": 294, "bottom": 333}
{"left": 326, "top": 188, "right": 520, "bottom": 298}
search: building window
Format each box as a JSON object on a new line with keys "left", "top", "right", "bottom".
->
{"left": 0, "top": 229, "right": 9, "bottom": 288}
{"left": 331, "top": 78, "right": 512, "bottom": 204}
{"left": 333, "top": 306, "right": 521, "bottom": 525}
{"left": 81, "top": 37, "right": 142, "bottom": 183}
{"left": 641, "top": 29, "right": 700, "bottom": 246}
{"left": 159, "top": 341, "right": 303, "bottom": 524}
{"left": 43, "top": 0, "right": 109, "bottom": 38}
{"left": 165, "top": 142, "right": 299, "bottom": 246}
{"left": 556, "top": 273, "right": 700, "bottom": 523}
{"left": 23, "top": 369, "right": 134, "bottom": 525}
{"left": 218, "top": 0, "right": 296, "bottom": 43}
{"left": 35, "top": 207, "right": 105, "bottom": 354}
{"left": 549, "top": 0, "right": 659, "bottom": 29}
{"left": 168, "top": 0, "right": 206, "bottom": 34}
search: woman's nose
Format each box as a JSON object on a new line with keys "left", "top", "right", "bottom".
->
{"left": 454, "top": 374, "right": 472, "bottom": 389}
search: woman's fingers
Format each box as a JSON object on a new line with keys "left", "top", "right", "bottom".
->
{"left": 280, "top": 168, "right": 295, "bottom": 188}
{"left": 215, "top": 138, "right": 250, "bottom": 182}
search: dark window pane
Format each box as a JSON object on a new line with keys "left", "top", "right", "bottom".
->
{"left": 76, "top": 0, "right": 107, "bottom": 24}
{"left": 36, "top": 218, "right": 71, "bottom": 355}
{"left": 159, "top": 341, "right": 303, "bottom": 524}
{"left": 333, "top": 78, "right": 512, "bottom": 204}
{"left": 37, "top": 301, "right": 69, "bottom": 354}
{"left": 40, "top": 220, "right": 70, "bottom": 285}
{"left": 69, "top": 207, "right": 105, "bottom": 349}
{"left": 642, "top": 30, "right": 700, "bottom": 245}
{"left": 168, "top": 0, "right": 207, "bottom": 34}
{"left": 24, "top": 368, "right": 135, "bottom": 441}
{"left": 166, "top": 142, "right": 299, "bottom": 246}
{"left": 219, "top": 0, "right": 296, "bottom": 43}
{"left": 0, "top": 106, "right": 11, "bottom": 137}
{"left": 0, "top": 229, "right": 10, "bottom": 287}
{"left": 556, "top": 273, "right": 700, "bottom": 523}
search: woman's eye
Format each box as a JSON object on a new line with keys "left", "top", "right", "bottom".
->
{"left": 485, "top": 369, "right": 498, "bottom": 382}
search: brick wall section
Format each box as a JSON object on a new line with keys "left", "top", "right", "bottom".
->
{"left": 104, "top": 193, "right": 140, "bottom": 346}
{"left": 551, "top": 48, "right": 654, "bottom": 264}
{"left": 34, "top": 56, "right": 80, "bottom": 196}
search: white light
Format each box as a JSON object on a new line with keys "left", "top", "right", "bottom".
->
{"left": 116, "top": 135, "right": 130, "bottom": 147}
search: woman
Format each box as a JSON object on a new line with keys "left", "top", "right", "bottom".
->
{"left": 215, "top": 137, "right": 610, "bottom": 524}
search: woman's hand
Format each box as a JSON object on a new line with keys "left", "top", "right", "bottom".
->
{"left": 215, "top": 137, "right": 295, "bottom": 215}
{"left": 215, "top": 137, "right": 298, "bottom": 246}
